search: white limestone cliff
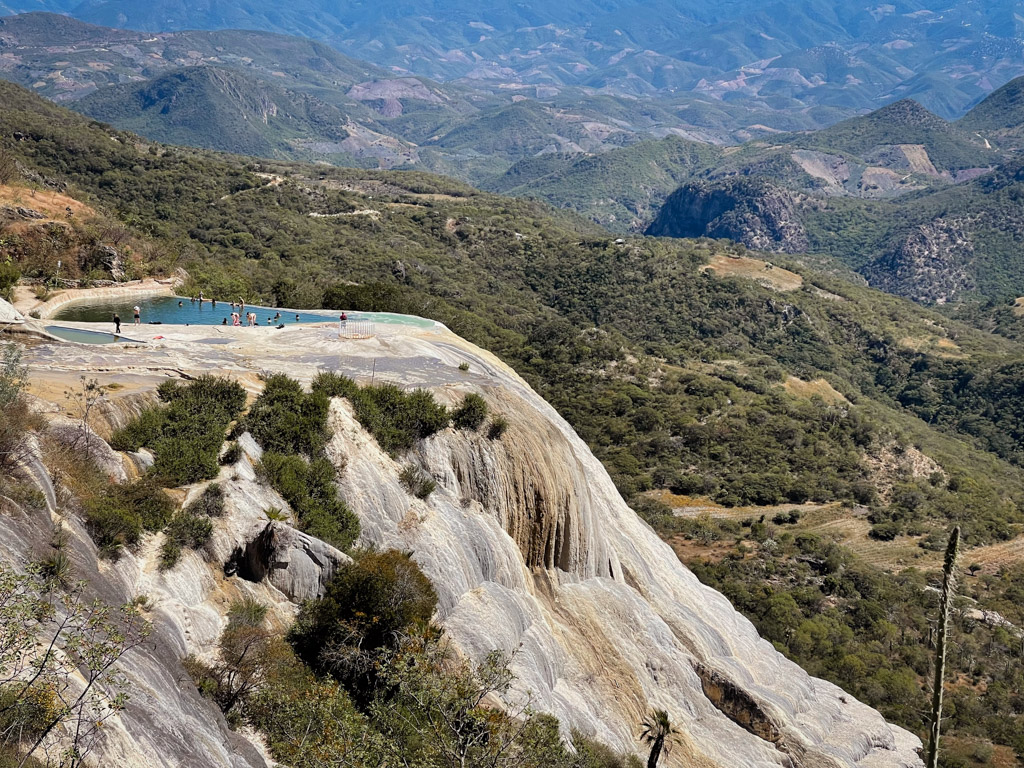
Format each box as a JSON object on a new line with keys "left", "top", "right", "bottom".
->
{"left": 5, "top": 319, "right": 923, "bottom": 767}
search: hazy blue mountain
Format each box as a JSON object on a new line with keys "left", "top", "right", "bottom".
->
{"left": 5, "top": 0, "right": 1022, "bottom": 118}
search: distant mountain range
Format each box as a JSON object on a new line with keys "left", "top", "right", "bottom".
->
{"left": 0, "top": 12, "right": 809, "bottom": 179}
{"left": 2, "top": 0, "right": 1022, "bottom": 121}
{"left": 6, "top": 9, "right": 1024, "bottom": 308}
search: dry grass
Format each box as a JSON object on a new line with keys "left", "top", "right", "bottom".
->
{"left": 651, "top": 490, "right": 946, "bottom": 572}
{"left": 39, "top": 436, "right": 107, "bottom": 505}
{"left": 0, "top": 183, "right": 96, "bottom": 223}
{"left": 649, "top": 488, "right": 829, "bottom": 520}
{"left": 962, "top": 535, "right": 1024, "bottom": 574}
{"left": 782, "top": 376, "right": 849, "bottom": 405}
{"left": 701, "top": 253, "right": 803, "bottom": 292}
{"left": 898, "top": 334, "right": 964, "bottom": 358}
{"left": 668, "top": 535, "right": 739, "bottom": 564}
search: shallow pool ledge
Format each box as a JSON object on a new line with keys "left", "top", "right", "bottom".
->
{"left": 43, "top": 325, "right": 146, "bottom": 345}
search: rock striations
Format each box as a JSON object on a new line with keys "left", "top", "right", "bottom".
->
{"left": 7, "top": 318, "right": 923, "bottom": 767}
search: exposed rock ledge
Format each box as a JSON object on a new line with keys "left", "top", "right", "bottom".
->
{"left": 11, "top": 321, "right": 923, "bottom": 768}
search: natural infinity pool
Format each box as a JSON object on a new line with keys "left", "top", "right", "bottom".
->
{"left": 53, "top": 296, "right": 437, "bottom": 329}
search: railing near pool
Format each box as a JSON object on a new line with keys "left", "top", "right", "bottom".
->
{"left": 338, "top": 321, "right": 375, "bottom": 339}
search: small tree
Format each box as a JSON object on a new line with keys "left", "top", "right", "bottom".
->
{"left": 926, "top": 526, "right": 961, "bottom": 768}
{"left": 0, "top": 564, "right": 150, "bottom": 766}
{"left": 374, "top": 636, "right": 566, "bottom": 768}
{"left": 184, "top": 598, "right": 275, "bottom": 716}
{"left": 0, "top": 343, "right": 35, "bottom": 469}
{"left": 639, "top": 709, "right": 678, "bottom": 768}
{"left": 63, "top": 377, "right": 107, "bottom": 461}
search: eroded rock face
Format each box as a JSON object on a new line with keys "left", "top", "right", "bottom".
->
{"left": 0, "top": 439, "right": 272, "bottom": 768}
{"left": 231, "top": 521, "right": 348, "bottom": 602}
{"left": 861, "top": 218, "right": 975, "bottom": 304}
{"left": 329, "top": 382, "right": 923, "bottom": 767}
{"left": 646, "top": 178, "right": 809, "bottom": 253}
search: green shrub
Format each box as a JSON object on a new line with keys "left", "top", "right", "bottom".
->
{"left": 313, "top": 370, "right": 453, "bottom": 454}
{"left": 290, "top": 549, "right": 437, "bottom": 676}
{"left": 244, "top": 374, "right": 330, "bottom": 457}
{"left": 869, "top": 522, "right": 901, "bottom": 541}
{"left": 257, "top": 452, "right": 359, "bottom": 551}
{"left": 399, "top": 465, "right": 436, "bottom": 499}
{"left": 159, "top": 511, "right": 213, "bottom": 570}
{"left": 0, "top": 263, "right": 21, "bottom": 301}
{"left": 228, "top": 597, "right": 268, "bottom": 628}
{"left": 219, "top": 441, "right": 242, "bottom": 465}
{"left": 84, "top": 478, "right": 175, "bottom": 556}
{"left": 452, "top": 393, "right": 488, "bottom": 431}
{"left": 111, "top": 376, "right": 246, "bottom": 485}
{"left": 152, "top": 437, "right": 221, "bottom": 485}
{"left": 347, "top": 383, "right": 450, "bottom": 455}
{"left": 186, "top": 483, "right": 226, "bottom": 518}
{"left": 110, "top": 406, "right": 165, "bottom": 452}
{"left": 310, "top": 371, "right": 359, "bottom": 399}
{"left": 487, "top": 416, "right": 509, "bottom": 440}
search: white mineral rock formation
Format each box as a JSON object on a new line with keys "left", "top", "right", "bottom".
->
{"left": 10, "top": 319, "right": 924, "bottom": 768}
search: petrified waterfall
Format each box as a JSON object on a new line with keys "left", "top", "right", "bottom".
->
{"left": 8, "top": 321, "right": 923, "bottom": 767}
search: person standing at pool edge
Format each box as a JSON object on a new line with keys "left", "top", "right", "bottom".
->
{"left": 113, "top": 313, "right": 121, "bottom": 334}
{"left": 133, "top": 305, "right": 141, "bottom": 325}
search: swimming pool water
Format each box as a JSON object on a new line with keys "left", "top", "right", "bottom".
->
{"left": 53, "top": 296, "right": 437, "bottom": 329}
{"left": 44, "top": 326, "right": 134, "bottom": 345}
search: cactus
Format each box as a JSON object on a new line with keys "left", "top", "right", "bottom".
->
{"left": 926, "top": 525, "right": 960, "bottom": 768}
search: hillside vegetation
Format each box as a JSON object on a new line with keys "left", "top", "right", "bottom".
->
{"left": 2, "top": 80, "right": 1024, "bottom": 762}
{"left": 637, "top": 85, "right": 1024, "bottom": 308}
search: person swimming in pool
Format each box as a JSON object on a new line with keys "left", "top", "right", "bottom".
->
{"left": 178, "top": 300, "right": 183, "bottom": 307}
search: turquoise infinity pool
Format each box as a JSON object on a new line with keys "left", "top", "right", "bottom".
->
{"left": 53, "top": 296, "right": 437, "bottom": 329}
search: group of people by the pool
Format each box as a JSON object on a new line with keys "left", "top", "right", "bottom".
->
{"left": 112, "top": 294, "right": 348, "bottom": 334}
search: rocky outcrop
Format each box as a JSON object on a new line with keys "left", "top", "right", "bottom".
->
{"left": 861, "top": 218, "right": 975, "bottom": 304}
{"left": 230, "top": 521, "right": 348, "bottom": 602}
{"left": 0, "top": 296, "right": 24, "bottom": 324}
{"left": 0, "top": 437, "right": 272, "bottom": 768}
{"left": 334, "top": 385, "right": 922, "bottom": 767}
{"left": 80, "top": 244, "right": 126, "bottom": 281}
{"left": 347, "top": 77, "right": 444, "bottom": 117}
{"left": 646, "top": 177, "right": 809, "bottom": 253}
